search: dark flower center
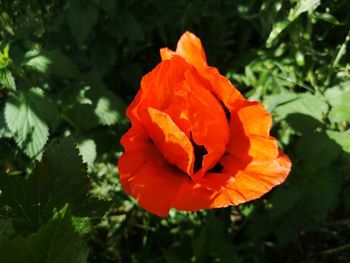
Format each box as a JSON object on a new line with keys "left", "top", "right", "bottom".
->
{"left": 190, "top": 135, "right": 208, "bottom": 174}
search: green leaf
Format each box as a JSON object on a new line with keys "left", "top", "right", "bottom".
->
{"left": 324, "top": 82, "right": 350, "bottom": 107}
{"left": 98, "top": 0, "right": 117, "bottom": 18}
{"left": 327, "top": 130, "right": 350, "bottom": 154}
{"left": 23, "top": 49, "right": 51, "bottom": 74}
{"left": 67, "top": 0, "right": 99, "bottom": 45}
{"left": 88, "top": 86, "right": 126, "bottom": 126}
{"left": 266, "top": 0, "right": 320, "bottom": 47}
{"left": 296, "top": 132, "right": 341, "bottom": 170}
{"left": 78, "top": 138, "right": 97, "bottom": 169}
{"left": 0, "top": 44, "right": 10, "bottom": 69}
{"left": 23, "top": 49, "right": 80, "bottom": 78}
{"left": 270, "top": 92, "right": 328, "bottom": 122}
{"left": 291, "top": 0, "right": 320, "bottom": 19}
{"left": 0, "top": 107, "right": 11, "bottom": 138}
{"left": 45, "top": 50, "right": 80, "bottom": 78}
{"left": 311, "top": 12, "right": 342, "bottom": 25}
{"left": 0, "top": 69, "right": 15, "bottom": 91}
{"left": 0, "top": 137, "right": 109, "bottom": 233}
{"left": 0, "top": 208, "right": 88, "bottom": 263}
{"left": 329, "top": 105, "right": 350, "bottom": 123}
{"left": 65, "top": 103, "right": 100, "bottom": 130}
{"left": 4, "top": 87, "right": 57, "bottom": 159}
{"left": 325, "top": 83, "right": 350, "bottom": 123}
{"left": 304, "top": 168, "right": 342, "bottom": 220}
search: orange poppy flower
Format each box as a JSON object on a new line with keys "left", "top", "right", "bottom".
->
{"left": 118, "top": 32, "right": 291, "bottom": 216}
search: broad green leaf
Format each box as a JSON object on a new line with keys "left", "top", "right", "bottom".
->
{"left": 268, "top": 173, "right": 306, "bottom": 218}
{"left": 270, "top": 92, "right": 328, "bottom": 122}
{"left": 0, "top": 137, "right": 109, "bottom": 233}
{"left": 4, "top": 87, "right": 57, "bottom": 159}
{"left": 324, "top": 82, "right": 350, "bottom": 107}
{"left": 263, "top": 93, "right": 298, "bottom": 112}
{"left": 327, "top": 130, "right": 350, "bottom": 154}
{"left": 0, "top": 68, "right": 15, "bottom": 91}
{"left": 325, "top": 83, "right": 350, "bottom": 123}
{"left": 303, "top": 168, "right": 342, "bottom": 221}
{"left": 67, "top": 0, "right": 99, "bottom": 45}
{"left": 328, "top": 105, "right": 350, "bottom": 123}
{"left": 296, "top": 132, "right": 341, "bottom": 170}
{"left": 0, "top": 208, "right": 88, "bottom": 263}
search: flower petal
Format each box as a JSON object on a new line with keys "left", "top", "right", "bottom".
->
{"left": 141, "top": 107, "right": 195, "bottom": 175}
{"left": 175, "top": 31, "right": 207, "bottom": 70}
{"left": 127, "top": 158, "right": 188, "bottom": 217}
{"left": 213, "top": 152, "right": 291, "bottom": 205}
{"left": 236, "top": 102, "right": 272, "bottom": 137}
{"left": 118, "top": 145, "right": 160, "bottom": 193}
{"left": 184, "top": 69, "right": 230, "bottom": 173}
{"left": 160, "top": 47, "right": 176, "bottom": 61}
{"left": 227, "top": 106, "right": 279, "bottom": 163}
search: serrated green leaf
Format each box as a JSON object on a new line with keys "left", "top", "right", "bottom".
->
{"left": 67, "top": 0, "right": 99, "bottom": 45}
{"left": 0, "top": 44, "right": 10, "bottom": 69}
{"left": 4, "top": 88, "right": 57, "bottom": 159}
{"left": 0, "top": 69, "right": 15, "bottom": 91}
{"left": 94, "top": 97, "right": 120, "bottom": 125}
{"left": 78, "top": 138, "right": 97, "bottom": 169}
{"left": 0, "top": 107, "right": 11, "bottom": 138}
{"left": 33, "top": 209, "right": 88, "bottom": 263}
{"left": 0, "top": 208, "right": 88, "bottom": 263}
{"left": 23, "top": 49, "right": 51, "bottom": 74}
{"left": 0, "top": 137, "right": 109, "bottom": 234}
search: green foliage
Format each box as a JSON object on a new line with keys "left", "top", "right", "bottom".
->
{"left": 0, "top": 138, "right": 108, "bottom": 234}
{"left": 0, "top": 0, "right": 349, "bottom": 262}
{"left": 0, "top": 208, "right": 88, "bottom": 263}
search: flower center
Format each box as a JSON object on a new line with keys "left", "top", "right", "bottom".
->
{"left": 190, "top": 134, "right": 208, "bottom": 173}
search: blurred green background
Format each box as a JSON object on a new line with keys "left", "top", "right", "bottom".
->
{"left": 0, "top": 0, "right": 350, "bottom": 262}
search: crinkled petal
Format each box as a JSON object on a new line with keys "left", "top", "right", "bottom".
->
{"left": 210, "top": 152, "right": 291, "bottom": 206}
{"left": 227, "top": 107, "right": 279, "bottom": 163}
{"left": 141, "top": 107, "right": 194, "bottom": 175}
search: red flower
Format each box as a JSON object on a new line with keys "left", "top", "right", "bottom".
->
{"left": 118, "top": 32, "right": 291, "bottom": 216}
